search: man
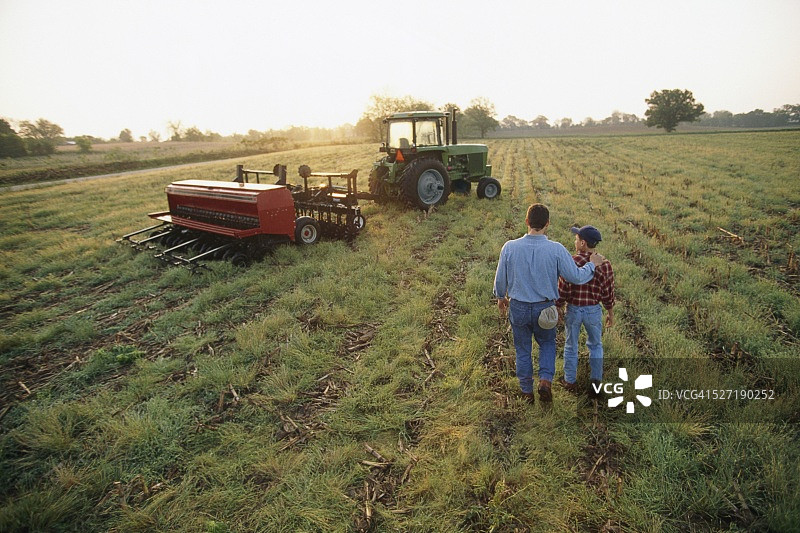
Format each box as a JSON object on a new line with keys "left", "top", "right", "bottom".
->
{"left": 556, "top": 225, "right": 615, "bottom": 397}
{"left": 493, "top": 204, "right": 605, "bottom": 404}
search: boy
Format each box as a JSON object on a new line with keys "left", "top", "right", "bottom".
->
{"left": 556, "top": 225, "right": 615, "bottom": 396}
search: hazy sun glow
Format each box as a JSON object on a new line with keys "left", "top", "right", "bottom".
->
{"left": 1, "top": 0, "right": 798, "bottom": 138}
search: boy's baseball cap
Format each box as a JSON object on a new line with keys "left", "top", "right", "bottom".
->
{"left": 571, "top": 225, "right": 602, "bottom": 243}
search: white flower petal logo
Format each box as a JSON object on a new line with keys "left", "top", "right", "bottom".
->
{"left": 607, "top": 367, "right": 653, "bottom": 413}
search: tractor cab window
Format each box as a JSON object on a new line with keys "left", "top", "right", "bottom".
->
{"left": 415, "top": 120, "right": 440, "bottom": 146}
{"left": 388, "top": 121, "right": 413, "bottom": 149}
{"left": 388, "top": 119, "right": 441, "bottom": 149}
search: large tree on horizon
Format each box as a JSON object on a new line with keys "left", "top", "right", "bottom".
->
{"left": 18, "top": 118, "right": 64, "bottom": 155}
{"left": 644, "top": 89, "right": 704, "bottom": 132}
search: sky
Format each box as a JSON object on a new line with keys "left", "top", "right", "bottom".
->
{"left": 1, "top": 0, "right": 799, "bottom": 139}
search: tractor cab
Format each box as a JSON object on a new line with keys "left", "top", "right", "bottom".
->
{"left": 380, "top": 112, "right": 447, "bottom": 161}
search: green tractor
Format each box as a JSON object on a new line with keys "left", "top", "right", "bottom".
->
{"left": 368, "top": 110, "right": 501, "bottom": 209}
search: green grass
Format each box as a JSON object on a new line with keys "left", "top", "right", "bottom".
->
{"left": 1, "top": 133, "right": 799, "bottom": 531}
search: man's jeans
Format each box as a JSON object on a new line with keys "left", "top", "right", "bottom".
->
{"left": 563, "top": 303, "right": 604, "bottom": 383}
{"left": 509, "top": 299, "right": 556, "bottom": 393}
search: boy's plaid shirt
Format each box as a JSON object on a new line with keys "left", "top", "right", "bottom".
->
{"left": 556, "top": 251, "right": 615, "bottom": 309}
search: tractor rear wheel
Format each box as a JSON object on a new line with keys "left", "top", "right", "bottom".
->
{"left": 477, "top": 177, "right": 501, "bottom": 199}
{"left": 400, "top": 158, "right": 451, "bottom": 210}
{"left": 295, "top": 216, "right": 321, "bottom": 245}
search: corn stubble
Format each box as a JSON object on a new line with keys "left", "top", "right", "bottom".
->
{"left": 1, "top": 133, "right": 798, "bottom": 531}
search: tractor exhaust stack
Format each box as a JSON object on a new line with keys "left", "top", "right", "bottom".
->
{"left": 451, "top": 109, "right": 458, "bottom": 145}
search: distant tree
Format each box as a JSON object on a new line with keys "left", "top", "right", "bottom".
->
{"left": 365, "top": 94, "right": 433, "bottom": 118}
{"left": 583, "top": 117, "right": 597, "bottom": 127}
{"left": 645, "top": 89, "right": 704, "bottom": 132}
{"left": 148, "top": 130, "right": 161, "bottom": 142}
{"left": 500, "top": 115, "right": 529, "bottom": 129}
{"left": 19, "top": 118, "right": 64, "bottom": 155}
{"left": 0, "top": 119, "right": 28, "bottom": 157}
{"left": 75, "top": 136, "right": 93, "bottom": 153}
{"left": 360, "top": 94, "right": 434, "bottom": 141}
{"left": 246, "top": 129, "right": 265, "bottom": 141}
{"left": 354, "top": 116, "right": 374, "bottom": 139}
{"left": 498, "top": 115, "right": 521, "bottom": 129}
{"left": 733, "top": 109, "right": 770, "bottom": 128}
{"left": 335, "top": 123, "right": 355, "bottom": 139}
{"left": 697, "top": 110, "right": 731, "bottom": 128}
{"left": 118, "top": 128, "right": 133, "bottom": 142}
{"left": 558, "top": 117, "right": 573, "bottom": 129}
{"left": 183, "top": 126, "right": 205, "bottom": 142}
{"left": 603, "top": 111, "right": 623, "bottom": 126}
{"left": 530, "top": 115, "right": 550, "bottom": 129}
{"left": 713, "top": 110, "right": 733, "bottom": 127}
{"left": 621, "top": 113, "right": 641, "bottom": 124}
{"left": 19, "top": 118, "right": 63, "bottom": 140}
{"left": 440, "top": 103, "right": 462, "bottom": 118}
{"left": 139, "top": 136, "right": 147, "bottom": 142}
{"left": 0, "top": 119, "right": 14, "bottom": 136}
{"left": 461, "top": 97, "right": 499, "bottom": 138}
{"left": 776, "top": 104, "right": 800, "bottom": 124}
{"left": 204, "top": 130, "right": 222, "bottom": 142}
{"left": 167, "top": 120, "right": 183, "bottom": 141}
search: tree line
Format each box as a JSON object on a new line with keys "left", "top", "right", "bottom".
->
{"left": 3, "top": 92, "right": 798, "bottom": 158}
{"left": 354, "top": 92, "right": 799, "bottom": 139}
{"left": 496, "top": 103, "right": 799, "bottom": 132}
{"left": 696, "top": 105, "right": 799, "bottom": 128}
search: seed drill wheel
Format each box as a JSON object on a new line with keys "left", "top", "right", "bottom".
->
{"left": 400, "top": 158, "right": 451, "bottom": 210}
{"left": 295, "top": 216, "right": 321, "bottom": 245}
{"left": 477, "top": 177, "right": 502, "bottom": 199}
{"left": 230, "top": 253, "right": 248, "bottom": 267}
{"left": 351, "top": 214, "right": 366, "bottom": 232}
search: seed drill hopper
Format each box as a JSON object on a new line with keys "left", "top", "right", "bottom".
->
{"left": 119, "top": 164, "right": 364, "bottom": 269}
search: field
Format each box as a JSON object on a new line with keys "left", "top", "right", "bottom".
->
{"left": 1, "top": 132, "right": 799, "bottom": 531}
{"left": 0, "top": 141, "right": 279, "bottom": 188}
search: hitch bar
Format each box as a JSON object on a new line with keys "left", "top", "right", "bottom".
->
{"left": 185, "top": 243, "right": 233, "bottom": 263}
{"left": 154, "top": 237, "right": 199, "bottom": 258}
{"left": 159, "top": 242, "right": 233, "bottom": 271}
{"left": 118, "top": 222, "right": 168, "bottom": 242}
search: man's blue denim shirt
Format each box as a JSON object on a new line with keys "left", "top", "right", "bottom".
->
{"left": 493, "top": 234, "right": 595, "bottom": 303}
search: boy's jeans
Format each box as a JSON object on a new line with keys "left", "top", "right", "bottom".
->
{"left": 563, "top": 303, "right": 604, "bottom": 383}
{"left": 509, "top": 299, "right": 556, "bottom": 393}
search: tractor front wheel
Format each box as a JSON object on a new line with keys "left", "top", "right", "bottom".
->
{"left": 400, "top": 158, "right": 451, "bottom": 210}
{"left": 477, "top": 177, "right": 501, "bottom": 200}
{"left": 295, "top": 216, "right": 321, "bottom": 245}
